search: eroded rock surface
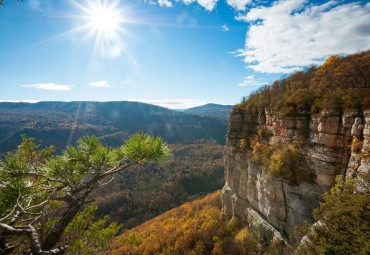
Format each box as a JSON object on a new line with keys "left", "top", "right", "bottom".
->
{"left": 222, "top": 110, "right": 370, "bottom": 241}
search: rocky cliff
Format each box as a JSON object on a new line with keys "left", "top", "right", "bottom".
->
{"left": 222, "top": 109, "right": 370, "bottom": 242}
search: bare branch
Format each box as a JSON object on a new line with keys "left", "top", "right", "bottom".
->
{"left": 26, "top": 197, "right": 33, "bottom": 207}
{"left": 25, "top": 189, "right": 57, "bottom": 211}
{"left": 0, "top": 196, "right": 19, "bottom": 222}
{"left": 96, "top": 176, "right": 114, "bottom": 188}
{"left": 0, "top": 223, "right": 68, "bottom": 255}
{"left": 0, "top": 223, "right": 31, "bottom": 235}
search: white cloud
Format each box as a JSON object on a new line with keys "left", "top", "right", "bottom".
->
{"left": 222, "top": 24, "right": 229, "bottom": 32}
{"left": 127, "top": 99, "right": 209, "bottom": 109}
{"left": 238, "top": 75, "right": 267, "bottom": 86}
{"left": 182, "top": 0, "right": 195, "bottom": 5}
{"left": 158, "top": 0, "right": 173, "bottom": 7}
{"left": 88, "top": 81, "right": 112, "bottom": 88}
{"left": 236, "top": 0, "right": 370, "bottom": 73}
{"left": 226, "top": 0, "right": 251, "bottom": 11}
{"left": 196, "top": 0, "right": 218, "bottom": 11}
{"left": 0, "top": 100, "right": 40, "bottom": 103}
{"left": 149, "top": 0, "right": 157, "bottom": 5}
{"left": 162, "top": 0, "right": 218, "bottom": 11}
{"left": 22, "top": 83, "right": 73, "bottom": 91}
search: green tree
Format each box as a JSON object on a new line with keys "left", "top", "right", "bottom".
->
{"left": 0, "top": 132, "right": 171, "bottom": 254}
{"left": 63, "top": 203, "right": 121, "bottom": 255}
{"left": 298, "top": 177, "right": 370, "bottom": 254}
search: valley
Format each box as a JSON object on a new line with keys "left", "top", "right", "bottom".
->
{"left": 1, "top": 51, "right": 369, "bottom": 255}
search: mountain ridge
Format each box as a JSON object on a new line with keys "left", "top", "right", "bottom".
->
{"left": 0, "top": 101, "right": 228, "bottom": 155}
{"left": 183, "top": 103, "right": 233, "bottom": 120}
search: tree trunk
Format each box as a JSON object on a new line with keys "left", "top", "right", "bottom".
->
{"left": 42, "top": 190, "right": 91, "bottom": 251}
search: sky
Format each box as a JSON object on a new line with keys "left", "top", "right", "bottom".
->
{"left": 0, "top": 0, "right": 369, "bottom": 109}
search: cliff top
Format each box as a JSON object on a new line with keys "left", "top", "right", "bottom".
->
{"left": 234, "top": 50, "right": 370, "bottom": 117}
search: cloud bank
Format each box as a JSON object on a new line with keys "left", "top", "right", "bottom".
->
{"left": 236, "top": 0, "right": 370, "bottom": 73}
{"left": 22, "top": 83, "right": 73, "bottom": 91}
{"left": 151, "top": 0, "right": 370, "bottom": 74}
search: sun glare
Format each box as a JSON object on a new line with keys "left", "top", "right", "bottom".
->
{"left": 88, "top": 2, "right": 120, "bottom": 36}
{"left": 68, "top": 0, "right": 130, "bottom": 58}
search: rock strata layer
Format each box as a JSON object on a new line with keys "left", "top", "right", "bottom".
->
{"left": 222, "top": 110, "right": 370, "bottom": 241}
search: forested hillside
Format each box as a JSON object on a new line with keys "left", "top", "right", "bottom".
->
{"left": 184, "top": 103, "right": 233, "bottom": 120}
{"left": 94, "top": 140, "right": 225, "bottom": 229}
{"left": 0, "top": 101, "right": 227, "bottom": 156}
{"left": 235, "top": 50, "right": 370, "bottom": 115}
{"left": 109, "top": 192, "right": 291, "bottom": 255}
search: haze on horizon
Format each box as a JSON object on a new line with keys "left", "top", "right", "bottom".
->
{"left": 0, "top": 0, "right": 369, "bottom": 109}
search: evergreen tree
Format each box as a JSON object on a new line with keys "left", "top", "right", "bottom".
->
{"left": 0, "top": 132, "right": 171, "bottom": 254}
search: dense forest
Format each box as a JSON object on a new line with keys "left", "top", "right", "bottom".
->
{"left": 108, "top": 179, "right": 369, "bottom": 255}
{"left": 94, "top": 140, "right": 225, "bottom": 229}
{"left": 109, "top": 192, "right": 291, "bottom": 255}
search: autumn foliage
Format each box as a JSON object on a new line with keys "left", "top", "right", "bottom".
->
{"left": 94, "top": 140, "right": 225, "bottom": 229}
{"left": 297, "top": 177, "right": 370, "bottom": 254}
{"left": 108, "top": 192, "right": 286, "bottom": 255}
{"left": 234, "top": 50, "right": 370, "bottom": 116}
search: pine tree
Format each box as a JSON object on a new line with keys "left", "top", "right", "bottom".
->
{"left": 0, "top": 132, "right": 171, "bottom": 254}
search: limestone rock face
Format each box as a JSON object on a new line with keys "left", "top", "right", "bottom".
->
{"left": 222, "top": 110, "right": 370, "bottom": 241}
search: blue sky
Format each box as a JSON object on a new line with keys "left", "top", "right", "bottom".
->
{"left": 0, "top": 0, "right": 369, "bottom": 109}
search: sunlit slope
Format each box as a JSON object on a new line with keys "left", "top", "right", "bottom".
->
{"left": 108, "top": 191, "right": 288, "bottom": 255}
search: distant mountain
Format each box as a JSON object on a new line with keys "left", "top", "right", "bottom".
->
{"left": 0, "top": 101, "right": 228, "bottom": 155}
{"left": 183, "top": 103, "right": 233, "bottom": 120}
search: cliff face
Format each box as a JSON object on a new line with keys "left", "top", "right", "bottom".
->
{"left": 222, "top": 109, "right": 370, "bottom": 241}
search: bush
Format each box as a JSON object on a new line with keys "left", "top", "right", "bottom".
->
{"left": 298, "top": 177, "right": 370, "bottom": 255}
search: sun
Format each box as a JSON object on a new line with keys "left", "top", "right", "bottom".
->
{"left": 87, "top": 1, "right": 120, "bottom": 37}
{"left": 69, "top": 0, "right": 129, "bottom": 58}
